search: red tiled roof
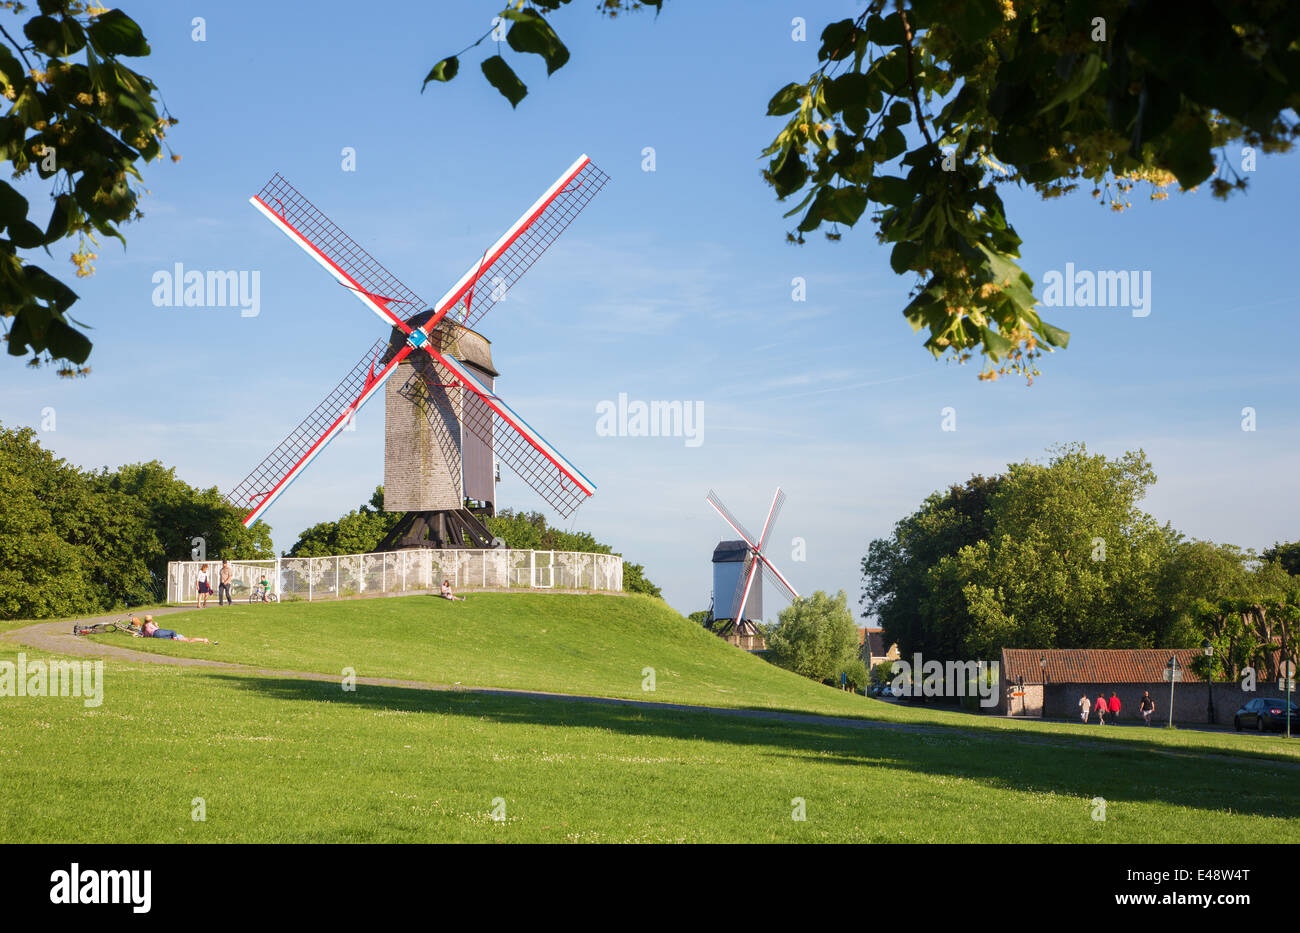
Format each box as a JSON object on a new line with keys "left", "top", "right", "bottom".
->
{"left": 1001, "top": 648, "right": 1205, "bottom": 684}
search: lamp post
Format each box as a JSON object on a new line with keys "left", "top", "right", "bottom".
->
{"left": 1201, "top": 639, "right": 1215, "bottom": 725}
{"left": 1040, "top": 656, "right": 1048, "bottom": 720}
{"left": 1165, "top": 655, "right": 1179, "bottom": 728}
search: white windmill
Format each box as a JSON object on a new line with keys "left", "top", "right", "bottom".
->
{"left": 705, "top": 488, "right": 800, "bottom": 649}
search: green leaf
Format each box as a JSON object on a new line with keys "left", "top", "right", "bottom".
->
{"left": 890, "top": 240, "right": 921, "bottom": 274}
{"left": 876, "top": 126, "right": 907, "bottom": 161}
{"left": 86, "top": 9, "right": 150, "bottom": 57}
{"left": 0, "top": 181, "right": 28, "bottom": 230}
{"left": 818, "top": 20, "right": 858, "bottom": 62}
{"left": 980, "top": 325, "right": 1013, "bottom": 356}
{"left": 1159, "top": 116, "right": 1214, "bottom": 188}
{"left": 1036, "top": 53, "right": 1101, "bottom": 115}
{"left": 44, "top": 318, "right": 91, "bottom": 364}
{"left": 1038, "top": 320, "right": 1070, "bottom": 348}
{"left": 868, "top": 175, "right": 912, "bottom": 206}
{"left": 506, "top": 10, "right": 570, "bottom": 76}
{"left": 770, "top": 145, "right": 807, "bottom": 198}
{"left": 767, "top": 82, "right": 805, "bottom": 116}
{"left": 421, "top": 56, "right": 459, "bottom": 90}
{"left": 9, "top": 219, "right": 45, "bottom": 249}
{"left": 480, "top": 55, "right": 527, "bottom": 108}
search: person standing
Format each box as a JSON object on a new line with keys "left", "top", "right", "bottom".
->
{"left": 1079, "top": 692, "right": 1091, "bottom": 723}
{"left": 1108, "top": 691, "right": 1121, "bottom": 724}
{"left": 196, "top": 563, "right": 212, "bottom": 609}
{"left": 1094, "top": 693, "right": 1107, "bottom": 725}
{"left": 1140, "top": 691, "right": 1155, "bottom": 726}
{"left": 218, "top": 560, "right": 233, "bottom": 607}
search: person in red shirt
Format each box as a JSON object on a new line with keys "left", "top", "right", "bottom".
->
{"left": 1108, "top": 692, "right": 1122, "bottom": 724}
{"left": 1094, "top": 694, "right": 1107, "bottom": 724}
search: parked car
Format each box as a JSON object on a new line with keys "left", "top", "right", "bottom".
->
{"left": 1233, "top": 697, "right": 1299, "bottom": 733}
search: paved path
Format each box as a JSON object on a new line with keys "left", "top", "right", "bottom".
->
{"left": 6, "top": 610, "right": 1297, "bottom": 770}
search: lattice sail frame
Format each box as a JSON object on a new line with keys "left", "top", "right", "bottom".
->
{"left": 226, "top": 155, "right": 607, "bottom": 526}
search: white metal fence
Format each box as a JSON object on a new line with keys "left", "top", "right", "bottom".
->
{"left": 167, "top": 549, "right": 623, "bottom": 603}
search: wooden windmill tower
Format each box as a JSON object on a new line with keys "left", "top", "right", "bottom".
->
{"left": 705, "top": 488, "right": 799, "bottom": 651}
{"left": 225, "top": 157, "right": 608, "bottom": 547}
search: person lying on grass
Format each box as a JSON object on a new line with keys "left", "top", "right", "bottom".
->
{"left": 140, "top": 615, "right": 214, "bottom": 644}
{"left": 440, "top": 579, "right": 466, "bottom": 601}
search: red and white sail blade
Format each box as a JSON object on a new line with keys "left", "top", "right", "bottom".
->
{"left": 419, "top": 155, "right": 609, "bottom": 337}
{"left": 705, "top": 490, "right": 757, "bottom": 548}
{"left": 250, "top": 175, "right": 424, "bottom": 332}
{"left": 225, "top": 339, "right": 413, "bottom": 526}
{"left": 754, "top": 550, "right": 799, "bottom": 602}
{"left": 755, "top": 487, "right": 786, "bottom": 552}
{"left": 731, "top": 552, "right": 760, "bottom": 621}
{"left": 426, "top": 347, "right": 596, "bottom": 518}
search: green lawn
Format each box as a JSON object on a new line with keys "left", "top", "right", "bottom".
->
{"left": 92, "top": 594, "right": 1300, "bottom": 763}
{"left": 2, "top": 593, "right": 1296, "bottom": 842}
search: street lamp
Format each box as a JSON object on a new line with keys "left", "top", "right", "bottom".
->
{"left": 1201, "top": 639, "right": 1215, "bottom": 725}
{"left": 1040, "top": 656, "right": 1048, "bottom": 720}
{"left": 1165, "top": 655, "right": 1179, "bottom": 728}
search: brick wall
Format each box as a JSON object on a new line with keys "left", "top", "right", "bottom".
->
{"left": 1042, "top": 681, "right": 1295, "bottom": 725}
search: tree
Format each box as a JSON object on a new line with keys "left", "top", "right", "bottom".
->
{"left": 766, "top": 589, "right": 860, "bottom": 684}
{"left": 1263, "top": 540, "right": 1300, "bottom": 577}
{"left": 861, "top": 472, "right": 1000, "bottom": 658}
{"left": 1, "top": 2, "right": 176, "bottom": 375}
{"left": 0, "top": 423, "right": 264, "bottom": 618}
{"left": 864, "top": 444, "right": 1200, "bottom": 659}
{"left": 427, "top": 1, "right": 1299, "bottom": 380}
{"left": 287, "top": 487, "right": 397, "bottom": 557}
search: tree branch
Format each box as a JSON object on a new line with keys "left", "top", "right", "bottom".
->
{"left": 897, "top": 3, "right": 933, "bottom": 146}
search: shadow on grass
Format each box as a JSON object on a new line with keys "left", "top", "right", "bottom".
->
{"left": 217, "top": 673, "right": 1299, "bottom": 823}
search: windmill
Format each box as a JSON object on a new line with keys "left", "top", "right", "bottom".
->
{"left": 705, "top": 488, "right": 799, "bottom": 650}
{"left": 224, "top": 155, "right": 608, "bottom": 547}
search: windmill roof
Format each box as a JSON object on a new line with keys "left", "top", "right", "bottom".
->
{"left": 712, "top": 540, "right": 749, "bottom": 562}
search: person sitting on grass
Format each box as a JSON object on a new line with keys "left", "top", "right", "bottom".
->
{"left": 140, "top": 615, "right": 213, "bottom": 644}
{"left": 440, "top": 579, "right": 466, "bottom": 601}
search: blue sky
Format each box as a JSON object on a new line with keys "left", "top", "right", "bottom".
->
{"left": 3, "top": 1, "right": 1298, "bottom": 618}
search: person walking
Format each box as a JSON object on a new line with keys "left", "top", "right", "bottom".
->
{"left": 1108, "top": 691, "right": 1121, "bottom": 724}
{"left": 1094, "top": 693, "right": 1107, "bottom": 725}
{"left": 1079, "top": 692, "right": 1091, "bottom": 723}
{"left": 1140, "top": 691, "right": 1155, "bottom": 726}
{"left": 196, "top": 563, "right": 212, "bottom": 609}
{"left": 218, "top": 560, "right": 233, "bottom": 607}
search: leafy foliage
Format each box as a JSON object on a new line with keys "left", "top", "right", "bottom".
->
{"left": 287, "top": 487, "right": 398, "bottom": 558}
{"left": 0, "top": 423, "right": 270, "bottom": 618}
{"left": 765, "top": 589, "right": 860, "bottom": 684}
{"left": 863, "top": 443, "right": 1298, "bottom": 660}
{"left": 0, "top": 1, "right": 176, "bottom": 374}
{"left": 426, "top": 0, "right": 1300, "bottom": 380}
{"left": 1264, "top": 540, "right": 1300, "bottom": 578}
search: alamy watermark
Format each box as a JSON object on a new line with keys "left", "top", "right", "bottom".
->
{"left": 0, "top": 653, "right": 103, "bottom": 707}
{"left": 1041, "top": 263, "right": 1151, "bottom": 318}
{"left": 889, "top": 654, "right": 999, "bottom": 707}
{"left": 596, "top": 392, "right": 703, "bottom": 448}
{"left": 152, "top": 263, "right": 261, "bottom": 318}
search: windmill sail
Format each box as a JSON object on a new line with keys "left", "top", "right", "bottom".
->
{"left": 225, "top": 338, "right": 414, "bottom": 525}
{"left": 421, "top": 348, "right": 595, "bottom": 518}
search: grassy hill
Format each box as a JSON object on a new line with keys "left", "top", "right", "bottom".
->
{"left": 95, "top": 594, "right": 875, "bottom": 716}
{"left": 2, "top": 594, "right": 1296, "bottom": 843}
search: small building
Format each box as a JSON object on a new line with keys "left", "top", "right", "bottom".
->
{"left": 860, "top": 628, "right": 900, "bottom": 671}
{"left": 996, "top": 647, "right": 1292, "bottom": 725}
